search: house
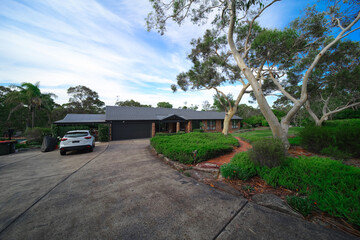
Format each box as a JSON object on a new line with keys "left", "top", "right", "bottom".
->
{"left": 54, "top": 106, "right": 242, "bottom": 141}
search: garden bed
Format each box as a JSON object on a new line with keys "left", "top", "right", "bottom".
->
{"left": 220, "top": 152, "right": 360, "bottom": 233}
{"left": 150, "top": 132, "right": 239, "bottom": 164}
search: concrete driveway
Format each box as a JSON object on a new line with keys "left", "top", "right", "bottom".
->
{"left": 0, "top": 139, "right": 355, "bottom": 239}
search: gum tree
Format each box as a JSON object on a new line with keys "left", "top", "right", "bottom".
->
{"left": 171, "top": 29, "right": 251, "bottom": 135}
{"left": 147, "top": 0, "right": 360, "bottom": 148}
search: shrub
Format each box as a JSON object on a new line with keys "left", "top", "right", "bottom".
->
{"left": 286, "top": 196, "right": 315, "bottom": 217}
{"left": 257, "top": 156, "right": 360, "bottom": 226}
{"left": 51, "top": 124, "right": 58, "bottom": 137}
{"left": 151, "top": 132, "right": 238, "bottom": 164}
{"left": 25, "top": 127, "right": 51, "bottom": 143}
{"left": 248, "top": 137, "right": 286, "bottom": 168}
{"left": 320, "top": 146, "right": 352, "bottom": 160}
{"left": 299, "top": 124, "right": 360, "bottom": 157}
{"left": 56, "top": 125, "right": 90, "bottom": 138}
{"left": 98, "top": 124, "right": 109, "bottom": 142}
{"left": 299, "top": 126, "right": 334, "bottom": 153}
{"left": 220, "top": 152, "right": 257, "bottom": 180}
{"left": 193, "top": 129, "right": 203, "bottom": 132}
{"left": 324, "top": 118, "right": 360, "bottom": 127}
{"left": 15, "top": 143, "right": 27, "bottom": 149}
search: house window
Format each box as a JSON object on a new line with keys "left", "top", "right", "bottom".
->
{"left": 207, "top": 120, "right": 216, "bottom": 130}
{"left": 232, "top": 120, "right": 239, "bottom": 129}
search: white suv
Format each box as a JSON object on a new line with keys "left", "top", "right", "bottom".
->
{"left": 59, "top": 130, "right": 95, "bottom": 155}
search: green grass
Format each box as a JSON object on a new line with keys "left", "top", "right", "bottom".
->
{"left": 221, "top": 152, "right": 360, "bottom": 226}
{"left": 234, "top": 127, "right": 302, "bottom": 143}
{"left": 151, "top": 132, "right": 239, "bottom": 164}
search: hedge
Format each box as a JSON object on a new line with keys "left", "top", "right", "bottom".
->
{"left": 151, "top": 132, "right": 239, "bottom": 164}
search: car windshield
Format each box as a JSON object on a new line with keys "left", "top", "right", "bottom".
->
{"left": 64, "top": 132, "right": 88, "bottom": 138}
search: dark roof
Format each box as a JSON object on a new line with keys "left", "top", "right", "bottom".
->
{"left": 105, "top": 106, "right": 242, "bottom": 121}
{"left": 54, "top": 114, "right": 106, "bottom": 124}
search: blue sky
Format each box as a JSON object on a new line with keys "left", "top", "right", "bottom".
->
{"left": 0, "top": 0, "right": 359, "bottom": 109}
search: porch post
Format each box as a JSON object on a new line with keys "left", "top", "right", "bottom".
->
{"left": 176, "top": 122, "right": 180, "bottom": 133}
{"left": 152, "top": 122, "right": 156, "bottom": 137}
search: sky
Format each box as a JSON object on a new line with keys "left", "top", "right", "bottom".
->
{"left": 0, "top": 0, "right": 359, "bottom": 109}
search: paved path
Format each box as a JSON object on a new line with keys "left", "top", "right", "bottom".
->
{"left": 0, "top": 140, "right": 355, "bottom": 239}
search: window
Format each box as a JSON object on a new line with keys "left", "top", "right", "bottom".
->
{"left": 207, "top": 120, "right": 216, "bottom": 130}
{"left": 232, "top": 120, "right": 239, "bottom": 129}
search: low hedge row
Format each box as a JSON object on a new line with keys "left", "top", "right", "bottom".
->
{"left": 221, "top": 152, "right": 360, "bottom": 226}
{"left": 299, "top": 124, "right": 360, "bottom": 158}
{"left": 150, "top": 132, "right": 239, "bottom": 164}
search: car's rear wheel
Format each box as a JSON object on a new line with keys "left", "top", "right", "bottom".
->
{"left": 88, "top": 147, "right": 93, "bottom": 152}
{"left": 60, "top": 150, "right": 66, "bottom": 155}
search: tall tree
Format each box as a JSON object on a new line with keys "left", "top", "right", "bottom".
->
{"left": 147, "top": 0, "right": 360, "bottom": 148}
{"left": 157, "top": 102, "right": 173, "bottom": 108}
{"left": 66, "top": 85, "right": 105, "bottom": 113}
{"left": 202, "top": 100, "right": 213, "bottom": 111}
{"left": 6, "top": 82, "right": 55, "bottom": 128}
{"left": 304, "top": 41, "right": 360, "bottom": 125}
{"left": 171, "top": 29, "right": 251, "bottom": 134}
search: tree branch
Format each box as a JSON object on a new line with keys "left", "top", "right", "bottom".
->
{"left": 243, "top": 0, "right": 280, "bottom": 58}
{"left": 301, "top": 10, "right": 360, "bottom": 101}
{"left": 269, "top": 71, "right": 297, "bottom": 103}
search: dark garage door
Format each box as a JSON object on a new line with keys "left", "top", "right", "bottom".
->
{"left": 112, "top": 122, "right": 152, "bottom": 140}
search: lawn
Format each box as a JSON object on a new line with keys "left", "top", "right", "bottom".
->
{"left": 233, "top": 127, "right": 302, "bottom": 143}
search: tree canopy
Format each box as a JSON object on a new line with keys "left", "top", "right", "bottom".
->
{"left": 65, "top": 85, "right": 105, "bottom": 114}
{"left": 147, "top": 0, "right": 360, "bottom": 147}
{"left": 157, "top": 102, "right": 173, "bottom": 108}
{"left": 115, "top": 99, "right": 152, "bottom": 108}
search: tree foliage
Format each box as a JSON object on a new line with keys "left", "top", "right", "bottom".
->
{"left": 157, "top": 101, "right": 173, "bottom": 108}
{"left": 115, "top": 99, "right": 151, "bottom": 108}
{"left": 65, "top": 85, "right": 105, "bottom": 113}
{"left": 147, "top": 0, "right": 360, "bottom": 147}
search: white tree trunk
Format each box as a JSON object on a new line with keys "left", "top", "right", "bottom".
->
{"left": 222, "top": 109, "right": 235, "bottom": 135}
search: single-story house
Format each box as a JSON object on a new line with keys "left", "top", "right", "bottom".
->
{"left": 55, "top": 106, "right": 242, "bottom": 141}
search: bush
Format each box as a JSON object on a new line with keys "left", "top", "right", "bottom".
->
{"left": 98, "top": 124, "right": 109, "bottom": 142}
{"left": 286, "top": 196, "right": 315, "bottom": 217}
{"left": 220, "top": 152, "right": 257, "bottom": 180}
{"left": 248, "top": 137, "right": 286, "bottom": 168}
{"left": 299, "top": 126, "right": 334, "bottom": 153}
{"left": 193, "top": 129, "right": 203, "bottom": 132}
{"left": 257, "top": 156, "right": 360, "bottom": 226}
{"left": 25, "top": 127, "right": 51, "bottom": 143}
{"left": 320, "top": 146, "right": 352, "bottom": 160}
{"left": 324, "top": 118, "right": 360, "bottom": 127}
{"left": 151, "top": 132, "right": 239, "bottom": 164}
{"left": 15, "top": 143, "right": 27, "bottom": 149}
{"left": 56, "top": 125, "right": 90, "bottom": 138}
{"left": 299, "top": 124, "right": 360, "bottom": 157}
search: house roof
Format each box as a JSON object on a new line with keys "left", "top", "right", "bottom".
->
{"left": 54, "top": 114, "right": 106, "bottom": 124}
{"left": 105, "top": 106, "right": 242, "bottom": 121}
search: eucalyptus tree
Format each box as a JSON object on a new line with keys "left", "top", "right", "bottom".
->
{"left": 157, "top": 101, "right": 173, "bottom": 108}
{"left": 115, "top": 99, "right": 152, "bottom": 108}
{"left": 147, "top": 0, "right": 360, "bottom": 148}
{"left": 66, "top": 85, "right": 105, "bottom": 113}
{"left": 171, "top": 29, "right": 251, "bottom": 134}
{"left": 303, "top": 40, "right": 360, "bottom": 125}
